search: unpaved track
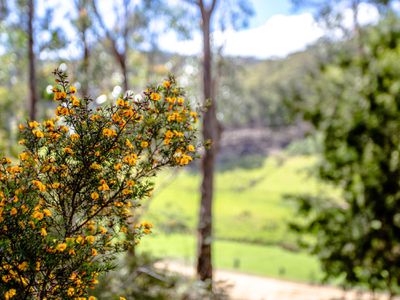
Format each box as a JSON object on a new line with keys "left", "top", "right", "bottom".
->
{"left": 156, "top": 260, "right": 397, "bottom": 300}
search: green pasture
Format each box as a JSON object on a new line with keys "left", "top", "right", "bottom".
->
{"left": 139, "top": 233, "right": 323, "bottom": 283}
{"left": 140, "top": 155, "right": 331, "bottom": 282}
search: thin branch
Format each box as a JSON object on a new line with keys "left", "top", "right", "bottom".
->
{"left": 209, "top": 0, "right": 217, "bottom": 14}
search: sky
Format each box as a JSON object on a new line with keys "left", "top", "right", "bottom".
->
{"left": 159, "top": 0, "right": 381, "bottom": 59}
{"left": 34, "top": 0, "right": 382, "bottom": 61}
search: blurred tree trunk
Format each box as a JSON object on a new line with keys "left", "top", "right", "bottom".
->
{"left": 74, "top": 0, "right": 91, "bottom": 96}
{"left": 82, "top": 31, "right": 90, "bottom": 95}
{"left": 196, "top": 0, "right": 218, "bottom": 283}
{"left": 28, "top": 0, "right": 37, "bottom": 120}
{"left": 92, "top": 0, "right": 129, "bottom": 92}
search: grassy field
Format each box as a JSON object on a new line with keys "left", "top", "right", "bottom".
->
{"left": 139, "top": 155, "right": 330, "bottom": 282}
{"left": 139, "top": 233, "right": 323, "bottom": 283}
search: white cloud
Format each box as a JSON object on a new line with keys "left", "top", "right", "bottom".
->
{"left": 160, "top": 13, "right": 323, "bottom": 59}
{"left": 160, "top": 3, "right": 381, "bottom": 59}
{"left": 215, "top": 13, "right": 324, "bottom": 58}
{"left": 341, "top": 2, "right": 380, "bottom": 29}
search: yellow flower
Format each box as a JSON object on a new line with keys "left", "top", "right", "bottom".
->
{"left": 56, "top": 243, "right": 67, "bottom": 252}
{"left": 116, "top": 98, "right": 125, "bottom": 106}
{"left": 19, "top": 152, "right": 29, "bottom": 161}
{"left": 187, "top": 145, "right": 195, "bottom": 152}
{"left": 91, "top": 192, "right": 99, "bottom": 200}
{"left": 141, "top": 221, "right": 153, "bottom": 229}
{"left": 72, "top": 96, "right": 80, "bottom": 106}
{"left": 90, "top": 162, "right": 101, "bottom": 170}
{"left": 123, "top": 154, "right": 137, "bottom": 166}
{"left": 51, "top": 182, "right": 61, "bottom": 189}
{"left": 43, "top": 209, "right": 52, "bottom": 217}
{"left": 86, "top": 235, "right": 95, "bottom": 244}
{"left": 32, "top": 211, "right": 44, "bottom": 220}
{"left": 166, "top": 96, "right": 176, "bottom": 104}
{"left": 163, "top": 81, "right": 171, "bottom": 88}
{"left": 41, "top": 227, "right": 47, "bottom": 236}
{"left": 102, "top": 128, "right": 117, "bottom": 137}
{"left": 18, "top": 123, "right": 25, "bottom": 130}
{"left": 141, "top": 141, "right": 149, "bottom": 148}
{"left": 67, "top": 287, "right": 75, "bottom": 296}
{"left": 99, "top": 226, "right": 107, "bottom": 234}
{"left": 90, "top": 114, "right": 102, "bottom": 121}
{"left": 165, "top": 130, "right": 174, "bottom": 139}
{"left": 125, "top": 139, "right": 134, "bottom": 149}
{"left": 114, "top": 163, "right": 122, "bottom": 171}
{"left": 190, "top": 111, "right": 198, "bottom": 122}
{"left": 98, "top": 180, "right": 110, "bottom": 191}
{"left": 112, "top": 113, "right": 122, "bottom": 123}
{"left": 174, "top": 130, "right": 184, "bottom": 137}
{"left": 150, "top": 92, "right": 161, "bottom": 101}
{"left": 8, "top": 166, "right": 23, "bottom": 173}
{"left": 56, "top": 106, "right": 69, "bottom": 116}
{"left": 64, "top": 147, "right": 74, "bottom": 155}
{"left": 76, "top": 236, "right": 84, "bottom": 244}
{"left": 36, "top": 261, "right": 41, "bottom": 271}
{"left": 43, "top": 119, "right": 55, "bottom": 129}
{"left": 120, "top": 297, "right": 127, "bottom": 300}
{"left": 32, "top": 180, "right": 46, "bottom": 192}
{"left": 18, "top": 261, "right": 28, "bottom": 271}
{"left": 32, "top": 129, "right": 45, "bottom": 138}
{"left": 88, "top": 224, "right": 96, "bottom": 233}
{"left": 89, "top": 296, "right": 97, "bottom": 300}
{"left": 54, "top": 91, "right": 67, "bottom": 100}
{"left": 29, "top": 121, "right": 40, "bottom": 128}
{"left": 69, "top": 272, "right": 77, "bottom": 280}
{"left": 122, "top": 189, "right": 132, "bottom": 195}
{"left": 70, "top": 133, "right": 80, "bottom": 141}
{"left": 10, "top": 207, "right": 17, "bottom": 216}
{"left": 92, "top": 248, "right": 98, "bottom": 256}
{"left": 4, "top": 289, "right": 16, "bottom": 300}
{"left": 70, "top": 86, "right": 77, "bottom": 93}
{"left": 177, "top": 97, "right": 185, "bottom": 105}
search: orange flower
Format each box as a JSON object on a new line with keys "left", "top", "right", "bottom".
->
{"left": 163, "top": 81, "right": 171, "bottom": 88}
{"left": 91, "top": 192, "right": 99, "bottom": 200}
{"left": 102, "top": 128, "right": 117, "bottom": 137}
{"left": 10, "top": 207, "right": 17, "bottom": 216}
{"left": 56, "top": 243, "right": 67, "bottom": 252}
{"left": 150, "top": 92, "right": 161, "bottom": 101}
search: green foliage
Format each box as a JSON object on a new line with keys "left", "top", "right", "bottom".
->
{"left": 290, "top": 16, "right": 400, "bottom": 293}
{"left": 0, "top": 70, "right": 198, "bottom": 299}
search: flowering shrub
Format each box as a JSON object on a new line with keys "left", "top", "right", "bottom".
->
{"left": 0, "top": 69, "right": 198, "bottom": 299}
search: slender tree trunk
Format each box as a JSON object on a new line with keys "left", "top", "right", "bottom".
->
{"left": 28, "top": 0, "right": 37, "bottom": 120}
{"left": 113, "top": 46, "right": 128, "bottom": 92}
{"left": 92, "top": 0, "right": 129, "bottom": 92}
{"left": 120, "top": 56, "right": 128, "bottom": 92}
{"left": 197, "top": 1, "right": 218, "bottom": 283}
{"left": 82, "top": 30, "right": 90, "bottom": 96}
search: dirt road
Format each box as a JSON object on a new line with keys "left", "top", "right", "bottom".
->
{"left": 155, "top": 260, "right": 395, "bottom": 300}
